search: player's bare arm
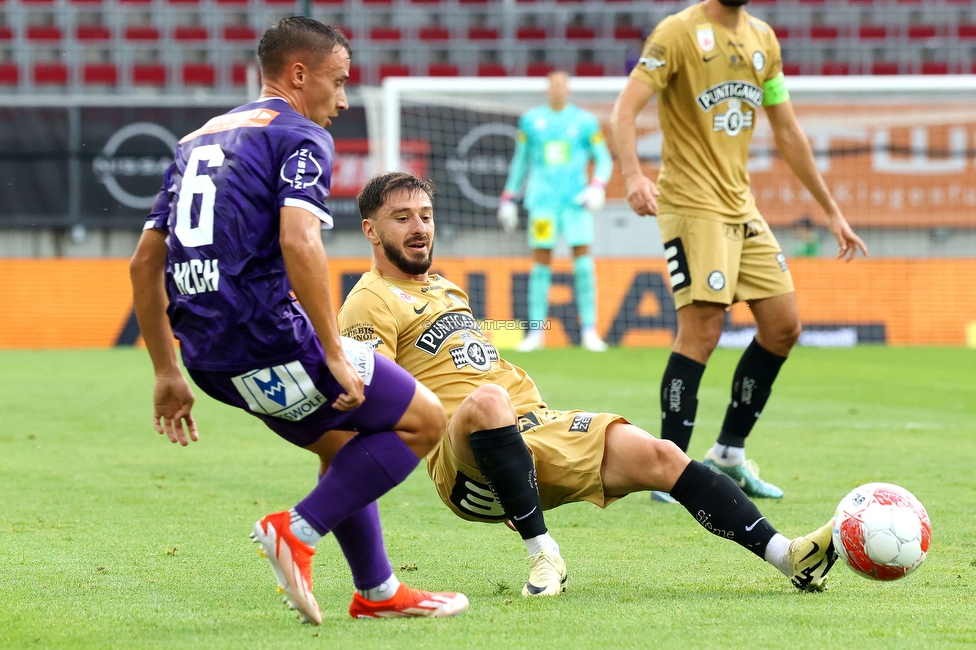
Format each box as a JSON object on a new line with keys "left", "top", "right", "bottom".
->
{"left": 765, "top": 100, "right": 868, "bottom": 261}
{"left": 280, "top": 205, "right": 365, "bottom": 411}
{"left": 610, "top": 77, "right": 660, "bottom": 217}
{"left": 130, "top": 228, "right": 198, "bottom": 446}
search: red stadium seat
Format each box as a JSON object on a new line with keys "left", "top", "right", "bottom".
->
{"left": 566, "top": 25, "right": 595, "bottom": 40}
{"left": 76, "top": 25, "right": 111, "bottom": 41}
{"left": 183, "top": 63, "right": 215, "bottom": 85}
{"left": 575, "top": 61, "right": 603, "bottom": 76}
{"left": 477, "top": 62, "right": 507, "bottom": 76}
{"left": 958, "top": 24, "right": 976, "bottom": 39}
{"left": 362, "top": 0, "right": 393, "bottom": 4}
{"left": 369, "top": 27, "right": 401, "bottom": 41}
{"left": 820, "top": 62, "right": 849, "bottom": 75}
{"left": 378, "top": 63, "right": 410, "bottom": 79}
{"left": 124, "top": 25, "right": 160, "bottom": 41}
{"left": 83, "top": 62, "right": 117, "bottom": 85}
{"left": 468, "top": 26, "right": 499, "bottom": 40}
{"left": 908, "top": 25, "right": 937, "bottom": 40}
{"left": 516, "top": 26, "right": 547, "bottom": 41}
{"left": 231, "top": 62, "right": 249, "bottom": 85}
{"left": 459, "top": 0, "right": 490, "bottom": 4}
{"left": 313, "top": 0, "right": 344, "bottom": 3}
{"left": 27, "top": 25, "right": 62, "bottom": 41}
{"left": 216, "top": 0, "right": 248, "bottom": 4}
{"left": 133, "top": 63, "right": 166, "bottom": 86}
{"left": 409, "top": 0, "right": 442, "bottom": 4}
{"left": 858, "top": 25, "right": 886, "bottom": 40}
{"left": 614, "top": 25, "right": 643, "bottom": 40}
{"left": 167, "top": 0, "right": 200, "bottom": 4}
{"left": 921, "top": 61, "right": 949, "bottom": 75}
{"left": 174, "top": 26, "right": 208, "bottom": 41}
{"left": 0, "top": 25, "right": 12, "bottom": 40}
{"left": 70, "top": 0, "right": 105, "bottom": 4}
{"left": 347, "top": 65, "right": 361, "bottom": 85}
{"left": 526, "top": 61, "right": 554, "bottom": 76}
{"left": 782, "top": 62, "right": 801, "bottom": 76}
{"left": 428, "top": 63, "right": 459, "bottom": 77}
{"left": 33, "top": 62, "right": 68, "bottom": 85}
{"left": 419, "top": 26, "right": 450, "bottom": 41}
{"left": 771, "top": 26, "right": 790, "bottom": 40}
{"left": 0, "top": 63, "right": 18, "bottom": 85}
{"left": 870, "top": 61, "right": 899, "bottom": 75}
{"left": 223, "top": 25, "right": 257, "bottom": 41}
{"left": 810, "top": 26, "right": 838, "bottom": 40}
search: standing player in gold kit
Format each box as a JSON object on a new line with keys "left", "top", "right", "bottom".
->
{"left": 611, "top": 0, "right": 867, "bottom": 501}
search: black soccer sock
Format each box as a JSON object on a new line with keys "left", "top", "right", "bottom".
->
{"left": 660, "top": 352, "right": 706, "bottom": 452}
{"left": 469, "top": 425, "right": 547, "bottom": 540}
{"left": 670, "top": 460, "right": 778, "bottom": 559}
{"left": 717, "top": 338, "right": 787, "bottom": 448}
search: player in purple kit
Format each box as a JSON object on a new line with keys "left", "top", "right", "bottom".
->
{"left": 129, "top": 17, "right": 468, "bottom": 624}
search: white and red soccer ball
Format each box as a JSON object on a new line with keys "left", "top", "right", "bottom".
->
{"left": 832, "top": 482, "right": 931, "bottom": 581}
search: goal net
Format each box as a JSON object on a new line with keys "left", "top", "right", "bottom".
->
{"left": 359, "top": 76, "right": 976, "bottom": 348}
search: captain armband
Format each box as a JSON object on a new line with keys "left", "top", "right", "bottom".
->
{"left": 762, "top": 72, "right": 790, "bottom": 107}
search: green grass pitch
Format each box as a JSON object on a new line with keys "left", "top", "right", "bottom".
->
{"left": 1, "top": 346, "right": 975, "bottom": 649}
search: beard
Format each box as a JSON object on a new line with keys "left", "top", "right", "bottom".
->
{"left": 381, "top": 234, "right": 434, "bottom": 276}
{"left": 718, "top": 0, "right": 750, "bottom": 6}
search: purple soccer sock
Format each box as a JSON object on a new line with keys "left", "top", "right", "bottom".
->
{"left": 332, "top": 502, "right": 395, "bottom": 591}
{"left": 294, "top": 430, "right": 419, "bottom": 536}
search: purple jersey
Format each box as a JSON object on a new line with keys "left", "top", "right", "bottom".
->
{"left": 145, "top": 97, "right": 334, "bottom": 372}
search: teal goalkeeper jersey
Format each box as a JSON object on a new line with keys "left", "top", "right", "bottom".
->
{"left": 503, "top": 103, "right": 613, "bottom": 212}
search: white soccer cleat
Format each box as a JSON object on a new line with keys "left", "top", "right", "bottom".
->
{"left": 580, "top": 329, "right": 609, "bottom": 352}
{"left": 522, "top": 548, "right": 568, "bottom": 597}
{"left": 251, "top": 511, "right": 322, "bottom": 625}
{"left": 516, "top": 331, "right": 545, "bottom": 352}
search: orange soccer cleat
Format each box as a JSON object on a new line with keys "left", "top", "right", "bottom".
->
{"left": 349, "top": 583, "right": 469, "bottom": 619}
{"left": 250, "top": 511, "right": 322, "bottom": 625}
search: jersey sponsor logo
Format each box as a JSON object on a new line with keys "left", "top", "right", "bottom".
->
{"left": 341, "top": 336, "right": 375, "bottom": 385}
{"left": 172, "top": 258, "right": 219, "bottom": 295}
{"left": 753, "top": 51, "right": 766, "bottom": 71}
{"left": 280, "top": 148, "right": 323, "bottom": 190}
{"left": 697, "top": 25, "right": 715, "bottom": 51}
{"left": 695, "top": 81, "right": 764, "bottom": 112}
{"left": 420, "top": 284, "right": 445, "bottom": 293}
{"left": 387, "top": 284, "right": 417, "bottom": 303}
{"left": 713, "top": 99, "right": 754, "bottom": 136}
{"left": 179, "top": 108, "right": 279, "bottom": 143}
{"left": 639, "top": 56, "right": 666, "bottom": 70}
{"left": 776, "top": 253, "right": 789, "bottom": 272}
{"left": 663, "top": 238, "right": 692, "bottom": 291}
{"left": 448, "top": 332, "right": 499, "bottom": 371}
{"left": 708, "top": 270, "right": 726, "bottom": 291}
{"left": 414, "top": 312, "right": 483, "bottom": 355}
{"left": 413, "top": 302, "right": 429, "bottom": 315}
{"left": 569, "top": 412, "right": 596, "bottom": 432}
{"left": 449, "top": 470, "right": 506, "bottom": 521}
{"left": 517, "top": 411, "right": 543, "bottom": 433}
{"left": 341, "top": 322, "right": 375, "bottom": 342}
{"left": 231, "top": 360, "right": 326, "bottom": 421}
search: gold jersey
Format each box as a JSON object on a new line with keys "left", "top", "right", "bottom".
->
{"left": 338, "top": 268, "right": 546, "bottom": 421}
{"left": 630, "top": 4, "right": 783, "bottom": 224}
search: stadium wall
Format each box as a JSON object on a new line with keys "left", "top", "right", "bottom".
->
{"left": 2, "top": 258, "right": 975, "bottom": 349}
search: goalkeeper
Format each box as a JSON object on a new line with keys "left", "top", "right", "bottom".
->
{"left": 497, "top": 71, "right": 614, "bottom": 352}
{"left": 337, "top": 172, "right": 838, "bottom": 601}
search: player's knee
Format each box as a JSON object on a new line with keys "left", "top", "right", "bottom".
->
{"left": 455, "top": 384, "right": 517, "bottom": 434}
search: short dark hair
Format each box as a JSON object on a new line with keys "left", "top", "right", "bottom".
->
{"left": 358, "top": 173, "right": 436, "bottom": 220}
{"left": 258, "top": 17, "right": 351, "bottom": 80}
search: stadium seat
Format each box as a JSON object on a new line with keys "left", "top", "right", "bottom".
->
{"left": 810, "top": 26, "right": 838, "bottom": 40}
{"left": 83, "top": 62, "right": 117, "bottom": 85}
{"left": 117, "top": 0, "right": 152, "bottom": 4}
{"left": 614, "top": 25, "right": 643, "bottom": 40}
{"left": 369, "top": 27, "right": 401, "bottom": 42}
{"left": 231, "top": 62, "right": 249, "bottom": 86}
{"left": 223, "top": 25, "right": 257, "bottom": 41}
{"left": 124, "top": 26, "right": 160, "bottom": 41}
{"left": 0, "top": 25, "right": 13, "bottom": 40}
{"left": 33, "top": 62, "right": 68, "bottom": 85}
{"left": 0, "top": 63, "right": 18, "bottom": 85}
{"left": 958, "top": 24, "right": 976, "bottom": 39}
{"left": 428, "top": 62, "right": 459, "bottom": 76}
{"left": 566, "top": 25, "right": 595, "bottom": 40}
{"left": 419, "top": 26, "right": 450, "bottom": 41}
{"left": 526, "top": 61, "right": 554, "bottom": 76}
{"left": 174, "top": 26, "right": 208, "bottom": 41}
{"left": 362, "top": 0, "right": 393, "bottom": 4}
{"left": 771, "top": 25, "right": 790, "bottom": 40}
{"left": 908, "top": 25, "right": 938, "bottom": 40}
{"left": 858, "top": 25, "right": 886, "bottom": 40}
{"left": 216, "top": 0, "right": 248, "bottom": 4}
{"left": 870, "top": 61, "right": 900, "bottom": 75}
{"left": 133, "top": 63, "right": 166, "bottom": 86}
{"left": 782, "top": 62, "right": 801, "bottom": 76}
{"left": 820, "top": 62, "right": 849, "bottom": 75}
{"left": 459, "top": 0, "right": 491, "bottom": 4}
{"left": 409, "top": 0, "right": 443, "bottom": 4}
{"left": 378, "top": 63, "right": 410, "bottom": 79}
{"left": 477, "top": 62, "right": 507, "bottom": 76}
{"left": 921, "top": 61, "right": 949, "bottom": 75}
{"left": 26, "top": 25, "right": 62, "bottom": 41}
{"left": 468, "top": 26, "right": 499, "bottom": 40}
{"left": 347, "top": 64, "right": 361, "bottom": 85}
{"left": 183, "top": 63, "right": 215, "bottom": 85}
{"left": 76, "top": 25, "right": 111, "bottom": 41}
{"left": 516, "top": 26, "right": 547, "bottom": 41}
{"left": 574, "top": 61, "right": 603, "bottom": 76}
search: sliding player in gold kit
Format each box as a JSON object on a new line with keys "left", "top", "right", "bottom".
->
{"left": 610, "top": 0, "right": 867, "bottom": 502}
{"left": 335, "top": 171, "right": 839, "bottom": 599}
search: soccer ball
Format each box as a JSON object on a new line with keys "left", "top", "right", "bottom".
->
{"left": 832, "top": 482, "right": 931, "bottom": 581}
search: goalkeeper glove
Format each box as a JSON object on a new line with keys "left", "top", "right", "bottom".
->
{"left": 497, "top": 192, "right": 519, "bottom": 233}
{"left": 575, "top": 180, "right": 606, "bottom": 212}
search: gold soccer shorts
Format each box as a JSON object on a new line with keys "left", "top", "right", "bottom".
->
{"left": 426, "top": 409, "right": 627, "bottom": 524}
{"left": 657, "top": 213, "right": 794, "bottom": 309}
